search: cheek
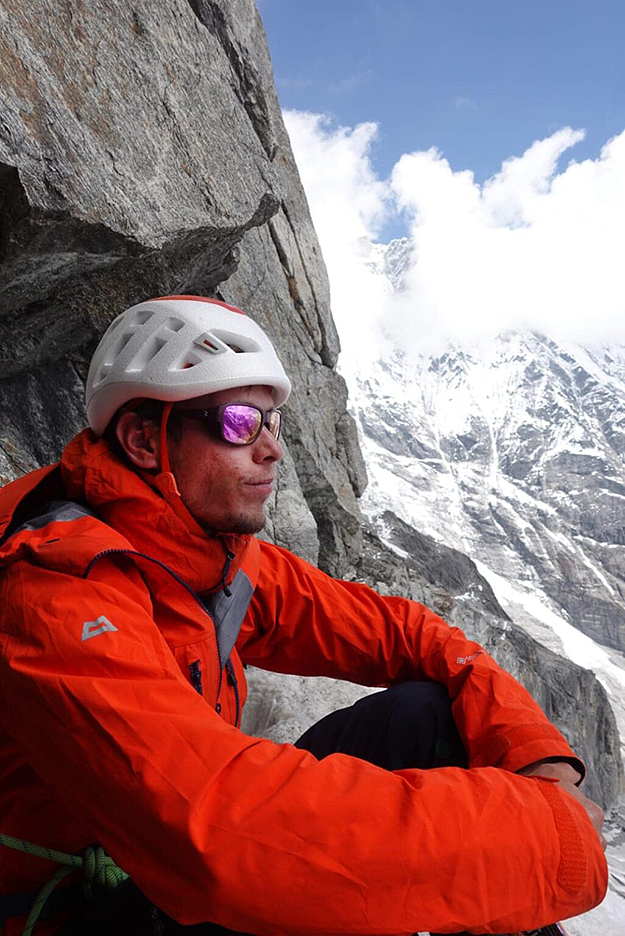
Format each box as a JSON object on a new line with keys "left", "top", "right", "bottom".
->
{"left": 169, "top": 436, "right": 212, "bottom": 493}
{"left": 168, "top": 430, "right": 252, "bottom": 500}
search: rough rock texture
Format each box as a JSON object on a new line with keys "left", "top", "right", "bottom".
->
{"left": 365, "top": 513, "right": 623, "bottom": 808}
{"left": 0, "top": 0, "right": 622, "bottom": 815}
{"left": 0, "top": 0, "right": 365, "bottom": 571}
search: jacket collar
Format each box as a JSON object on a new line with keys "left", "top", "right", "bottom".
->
{"left": 60, "top": 430, "right": 251, "bottom": 594}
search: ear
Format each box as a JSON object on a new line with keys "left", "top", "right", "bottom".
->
{"left": 115, "top": 411, "right": 160, "bottom": 470}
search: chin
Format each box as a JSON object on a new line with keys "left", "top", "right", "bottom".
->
{"left": 198, "top": 512, "right": 267, "bottom": 536}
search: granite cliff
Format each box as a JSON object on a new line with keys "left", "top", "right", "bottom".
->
{"left": 0, "top": 0, "right": 621, "bottom": 809}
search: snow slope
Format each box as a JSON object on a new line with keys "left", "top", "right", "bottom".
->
{"left": 340, "top": 239, "right": 625, "bottom": 935}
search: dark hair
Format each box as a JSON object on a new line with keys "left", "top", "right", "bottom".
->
{"left": 103, "top": 400, "right": 183, "bottom": 466}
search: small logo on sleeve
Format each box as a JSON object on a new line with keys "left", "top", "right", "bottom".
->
{"left": 81, "top": 616, "right": 118, "bottom": 641}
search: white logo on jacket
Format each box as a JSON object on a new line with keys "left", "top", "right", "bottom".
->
{"left": 81, "top": 616, "right": 118, "bottom": 641}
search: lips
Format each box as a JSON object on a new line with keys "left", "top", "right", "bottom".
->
{"left": 244, "top": 478, "right": 275, "bottom": 496}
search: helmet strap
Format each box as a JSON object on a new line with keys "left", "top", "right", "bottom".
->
{"left": 140, "top": 400, "right": 207, "bottom": 538}
{"left": 159, "top": 402, "right": 174, "bottom": 474}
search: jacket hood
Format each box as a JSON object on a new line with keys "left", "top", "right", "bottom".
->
{"left": 0, "top": 430, "right": 252, "bottom": 594}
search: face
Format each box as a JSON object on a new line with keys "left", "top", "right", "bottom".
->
{"left": 168, "top": 386, "right": 284, "bottom": 534}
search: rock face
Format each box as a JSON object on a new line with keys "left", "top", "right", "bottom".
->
{"left": 0, "top": 0, "right": 366, "bottom": 573}
{"left": 0, "top": 0, "right": 622, "bottom": 811}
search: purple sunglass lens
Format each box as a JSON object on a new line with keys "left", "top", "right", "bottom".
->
{"left": 268, "top": 410, "right": 281, "bottom": 439}
{"left": 222, "top": 405, "right": 263, "bottom": 444}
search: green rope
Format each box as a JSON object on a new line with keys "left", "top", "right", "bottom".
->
{"left": 0, "top": 834, "right": 82, "bottom": 869}
{"left": 22, "top": 867, "right": 75, "bottom": 936}
{"left": 0, "top": 833, "right": 129, "bottom": 936}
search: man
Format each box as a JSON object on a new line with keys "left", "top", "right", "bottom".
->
{"left": 0, "top": 296, "right": 607, "bottom": 936}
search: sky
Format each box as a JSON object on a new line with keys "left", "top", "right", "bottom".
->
{"left": 260, "top": 1, "right": 625, "bottom": 351}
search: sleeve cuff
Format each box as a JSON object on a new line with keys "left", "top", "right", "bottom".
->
{"left": 473, "top": 723, "right": 586, "bottom": 782}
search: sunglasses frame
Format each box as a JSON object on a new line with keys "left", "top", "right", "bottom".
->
{"left": 176, "top": 403, "right": 282, "bottom": 446}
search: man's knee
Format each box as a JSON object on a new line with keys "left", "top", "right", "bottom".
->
{"left": 297, "top": 681, "right": 467, "bottom": 771}
{"left": 382, "top": 680, "right": 452, "bottom": 713}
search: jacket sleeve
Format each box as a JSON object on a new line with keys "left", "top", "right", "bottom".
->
{"left": 239, "top": 542, "right": 583, "bottom": 776}
{"left": 0, "top": 557, "right": 606, "bottom": 936}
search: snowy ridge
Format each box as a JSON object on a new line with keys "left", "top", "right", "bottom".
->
{"left": 340, "top": 239, "right": 625, "bottom": 935}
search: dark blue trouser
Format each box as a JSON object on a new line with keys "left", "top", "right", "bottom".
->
{"left": 296, "top": 681, "right": 467, "bottom": 770}
{"left": 61, "top": 682, "right": 467, "bottom": 935}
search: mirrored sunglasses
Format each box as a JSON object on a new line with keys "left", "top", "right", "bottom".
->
{"left": 177, "top": 403, "right": 282, "bottom": 446}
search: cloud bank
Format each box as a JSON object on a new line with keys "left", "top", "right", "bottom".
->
{"left": 284, "top": 111, "right": 625, "bottom": 361}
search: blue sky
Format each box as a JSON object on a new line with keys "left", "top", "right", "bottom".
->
{"left": 261, "top": 0, "right": 624, "bottom": 236}
{"left": 259, "top": 1, "right": 625, "bottom": 345}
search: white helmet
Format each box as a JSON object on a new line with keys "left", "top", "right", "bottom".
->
{"left": 86, "top": 295, "right": 291, "bottom": 436}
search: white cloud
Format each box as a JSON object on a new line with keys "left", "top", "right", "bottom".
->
{"left": 283, "top": 111, "right": 392, "bottom": 362}
{"left": 284, "top": 110, "right": 625, "bottom": 358}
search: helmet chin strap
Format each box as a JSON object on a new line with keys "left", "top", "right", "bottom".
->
{"left": 148, "top": 401, "right": 207, "bottom": 537}
{"left": 159, "top": 401, "right": 174, "bottom": 474}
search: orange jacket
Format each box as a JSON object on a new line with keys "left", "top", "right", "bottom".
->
{"left": 0, "top": 431, "right": 607, "bottom": 935}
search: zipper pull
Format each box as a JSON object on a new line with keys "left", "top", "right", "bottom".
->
{"left": 220, "top": 550, "right": 235, "bottom": 597}
{"left": 225, "top": 659, "right": 241, "bottom": 727}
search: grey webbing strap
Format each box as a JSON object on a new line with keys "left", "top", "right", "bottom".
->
{"left": 204, "top": 569, "right": 254, "bottom": 668}
{"left": 11, "top": 500, "right": 96, "bottom": 536}
{"left": 11, "top": 498, "right": 253, "bottom": 669}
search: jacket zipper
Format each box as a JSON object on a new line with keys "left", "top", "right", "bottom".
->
{"left": 226, "top": 659, "right": 240, "bottom": 727}
{"left": 83, "top": 548, "right": 226, "bottom": 709}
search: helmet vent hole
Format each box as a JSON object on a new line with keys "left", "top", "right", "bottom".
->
{"left": 212, "top": 330, "right": 260, "bottom": 354}
{"left": 126, "top": 335, "right": 167, "bottom": 372}
{"left": 161, "top": 316, "right": 185, "bottom": 333}
{"left": 103, "top": 331, "right": 134, "bottom": 366}
{"left": 132, "top": 309, "right": 154, "bottom": 326}
{"left": 170, "top": 349, "right": 203, "bottom": 371}
{"left": 192, "top": 331, "right": 228, "bottom": 355}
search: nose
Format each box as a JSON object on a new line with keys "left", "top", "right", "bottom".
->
{"left": 252, "top": 426, "right": 284, "bottom": 463}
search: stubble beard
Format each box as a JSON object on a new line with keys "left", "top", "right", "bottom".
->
{"left": 196, "top": 507, "right": 268, "bottom": 536}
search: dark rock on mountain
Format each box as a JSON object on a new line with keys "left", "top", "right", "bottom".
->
{"left": 352, "top": 511, "right": 623, "bottom": 808}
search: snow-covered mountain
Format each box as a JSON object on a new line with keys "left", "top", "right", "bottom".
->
{"left": 348, "top": 238, "right": 625, "bottom": 701}
{"left": 342, "top": 239, "right": 625, "bottom": 936}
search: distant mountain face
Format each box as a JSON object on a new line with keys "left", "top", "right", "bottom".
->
{"left": 348, "top": 240, "right": 625, "bottom": 659}
{"left": 348, "top": 241, "right": 625, "bottom": 934}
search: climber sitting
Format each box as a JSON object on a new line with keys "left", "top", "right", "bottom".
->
{"left": 0, "top": 295, "right": 607, "bottom": 936}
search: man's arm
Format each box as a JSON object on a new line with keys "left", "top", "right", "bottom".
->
{"left": 241, "top": 541, "right": 585, "bottom": 777}
{"left": 0, "top": 556, "right": 607, "bottom": 935}
{"left": 517, "top": 760, "right": 606, "bottom": 850}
